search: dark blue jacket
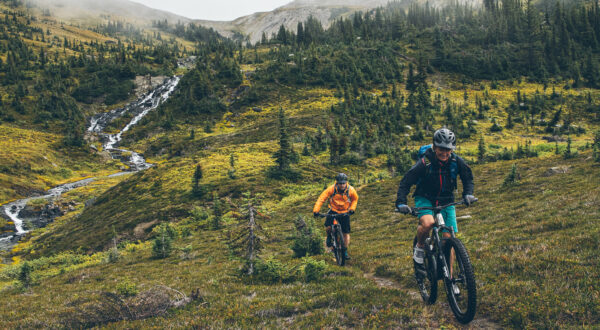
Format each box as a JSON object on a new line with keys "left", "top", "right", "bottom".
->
{"left": 395, "top": 148, "right": 474, "bottom": 206}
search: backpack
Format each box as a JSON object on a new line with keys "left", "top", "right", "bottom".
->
{"left": 417, "top": 144, "right": 458, "bottom": 183}
{"left": 333, "top": 185, "right": 351, "bottom": 203}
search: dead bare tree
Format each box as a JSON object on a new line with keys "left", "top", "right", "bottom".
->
{"left": 227, "top": 193, "right": 266, "bottom": 276}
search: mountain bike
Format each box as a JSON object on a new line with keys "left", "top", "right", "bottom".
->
{"left": 399, "top": 200, "right": 478, "bottom": 324}
{"left": 316, "top": 212, "right": 348, "bottom": 266}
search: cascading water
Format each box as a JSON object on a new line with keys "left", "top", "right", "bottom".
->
{"left": 0, "top": 76, "right": 181, "bottom": 250}
{"left": 89, "top": 75, "right": 180, "bottom": 171}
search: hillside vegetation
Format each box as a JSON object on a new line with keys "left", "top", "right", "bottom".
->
{"left": 0, "top": 0, "right": 599, "bottom": 328}
{"left": 0, "top": 0, "right": 219, "bottom": 202}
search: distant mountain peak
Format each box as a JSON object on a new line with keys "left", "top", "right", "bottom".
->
{"left": 195, "top": 0, "right": 392, "bottom": 43}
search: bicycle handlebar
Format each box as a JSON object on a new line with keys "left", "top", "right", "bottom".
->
{"left": 394, "top": 198, "right": 478, "bottom": 216}
{"left": 315, "top": 212, "right": 349, "bottom": 218}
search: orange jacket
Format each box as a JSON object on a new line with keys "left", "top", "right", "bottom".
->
{"left": 313, "top": 184, "right": 359, "bottom": 214}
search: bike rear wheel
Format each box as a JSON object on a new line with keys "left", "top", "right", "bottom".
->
{"left": 443, "top": 237, "right": 477, "bottom": 324}
{"left": 333, "top": 226, "right": 346, "bottom": 266}
{"left": 413, "top": 236, "right": 437, "bottom": 304}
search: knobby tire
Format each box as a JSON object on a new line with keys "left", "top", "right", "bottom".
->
{"left": 413, "top": 236, "right": 437, "bottom": 304}
{"left": 334, "top": 227, "right": 346, "bottom": 266}
{"left": 443, "top": 237, "right": 477, "bottom": 324}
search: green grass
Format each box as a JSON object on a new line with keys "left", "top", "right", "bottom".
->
{"left": 2, "top": 148, "right": 598, "bottom": 327}
{"left": 0, "top": 41, "right": 599, "bottom": 327}
{"left": 0, "top": 125, "right": 122, "bottom": 204}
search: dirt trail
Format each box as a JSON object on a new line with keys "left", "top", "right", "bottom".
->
{"left": 364, "top": 273, "right": 502, "bottom": 329}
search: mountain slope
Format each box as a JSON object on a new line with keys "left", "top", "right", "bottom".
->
{"left": 195, "top": 0, "right": 390, "bottom": 43}
{"left": 195, "top": 0, "right": 487, "bottom": 43}
{"left": 25, "top": 0, "right": 191, "bottom": 27}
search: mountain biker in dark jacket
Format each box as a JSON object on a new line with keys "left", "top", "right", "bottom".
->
{"left": 395, "top": 128, "right": 476, "bottom": 269}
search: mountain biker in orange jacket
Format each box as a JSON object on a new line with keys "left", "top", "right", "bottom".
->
{"left": 313, "top": 173, "right": 358, "bottom": 259}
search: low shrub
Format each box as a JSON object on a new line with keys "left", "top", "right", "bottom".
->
{"left": 302, "top": 257, "right": 326, "bottom": 283}
{"left": 116, "top": 280, "right": 138, "bottom": 297}
{"left": 291, "top": 215, "right": 323, "bottom": 258}
{"left": 251, "top": 258, "right": 295, "bottom": 284}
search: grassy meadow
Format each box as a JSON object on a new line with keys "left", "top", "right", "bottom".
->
{"left": 0, "top": 67, "right": 598, "bottom": 328}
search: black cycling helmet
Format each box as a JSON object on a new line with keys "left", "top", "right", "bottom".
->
{"left": 335, "top": 173, "right": 348, "bottom": 184}
{"left": 433, "top": 128, "right": 456, "bottom": 150}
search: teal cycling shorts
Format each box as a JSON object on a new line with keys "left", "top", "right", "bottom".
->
{"left": 414, "top": 196, "right": 457, "bottom": 233}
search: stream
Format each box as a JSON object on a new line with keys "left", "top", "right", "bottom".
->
{"left": 0, "top": 75, "right": 181, "bottom": 251}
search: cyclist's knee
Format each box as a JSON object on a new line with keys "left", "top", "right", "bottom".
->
{"left": 419, "top": 215, "right": 434, "bottom": 228}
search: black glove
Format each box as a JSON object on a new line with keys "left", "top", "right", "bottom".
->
{"left": 313, "top": 212, "right": 320, "bottom": 217}
{"left": 396, "top": 204, "right": 412, "bottom": 215}
{"left": 348, "top": 210, "right": 354, "bottom": 215}
{"left": 463, "top": 195, "right": 477, "bottom": 206}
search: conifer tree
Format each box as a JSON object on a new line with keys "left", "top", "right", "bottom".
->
{"left": 228, "top": 153, "right": 237, "bottom": 179}
{"left": 192, "top": 164, "right": 204, "bottom": 197}
{"left": 272, "top": 107, "right": 297, "bottom": 171}
{"left": 478, "top": 136, "right": 486, "bottom": 163}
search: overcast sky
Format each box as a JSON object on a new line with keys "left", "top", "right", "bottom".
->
{"left": 130, "top": 0, "right": 293, "bottom": 21}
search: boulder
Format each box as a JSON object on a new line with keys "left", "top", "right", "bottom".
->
{"left": 543, "top": 166, "right": 570, "bottom": 177}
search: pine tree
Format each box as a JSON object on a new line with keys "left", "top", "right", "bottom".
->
{"left": 192, "top": 164, "right": 204, "bottom": 197}
{"left": 406, "top": 63, "right": 416, "bottom": 92}
{"left": 228, "top": 153, "right": 237, "bottom": 179}
{"left": 563, "top": 136, "right": 574, "bottom": 159}
{"left": 503, "top": 163, "right": 521, "bottom": 187}
{"left": 152, "top": 223, "right": 174, "bottom": 259}
{"left": 297, "top": 22, "right": 304, "bottom": 45}
{"left": 478, "top": 136, "right": 486, "bottom": 163}
{"left": 272, "top": 107, "right": 297, "bottom": 172}
{"left": 19, "top": 262, "right": 32, "bottom": 288}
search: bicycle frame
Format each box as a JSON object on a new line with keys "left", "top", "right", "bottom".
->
{"left": 427, "top": 211, "right": 455, "bottom": 280}
{"left": 317, "top": 212, "right": 348, "bottom": 265}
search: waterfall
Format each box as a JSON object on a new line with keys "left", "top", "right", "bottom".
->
{"left": 0, "top": 75, "right": 181, "bottom": 250}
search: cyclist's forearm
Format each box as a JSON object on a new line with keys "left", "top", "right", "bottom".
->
{"left": 459, "top": 158, "right": 474, "bottom": 196}
{"left": 396, "top": 161, "right": 425, "bottom": 205}
{"left": 313, "top": 187, "right": 333, "bottom": 213}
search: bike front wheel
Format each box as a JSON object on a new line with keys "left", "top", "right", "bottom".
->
{"left": 413, "top": 236, "right": 437, "bottom": 304}
{"left": 443, "top": 237, "right": 477, "bottom": 324}
{"left": 333, "top": 227, "right": 346, "bottom": 266}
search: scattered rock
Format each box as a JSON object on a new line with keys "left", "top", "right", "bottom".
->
{"left": 19, "top": 202, "right": 64, "bottom": 230}
{"left": 177, "top": 56, "right": 197, "bottom": 70}
{"left": 543, "top": 166, "right": 570, "bottom": 177}
{"left": 84, "top": 198, "right": 97, "bottom": 208}
{"left": 134, "top": 220, "right": 159, "bottom": 239}
{"left": 252, "top": 107, "right": 263, "bottom": 112}
{"left": 134, "top": 75, "right": 168, "bottom": 98}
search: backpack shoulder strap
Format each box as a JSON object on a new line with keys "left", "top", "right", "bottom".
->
{"left": 449, "top": 154, "right": 458, "bottom": 180}
{"left": 335, "top": 185, "right": 351, "bottom": 201}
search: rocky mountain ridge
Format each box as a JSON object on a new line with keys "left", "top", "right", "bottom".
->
{"left": 24, "top": 0, "right": 483, "bottom": 44}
